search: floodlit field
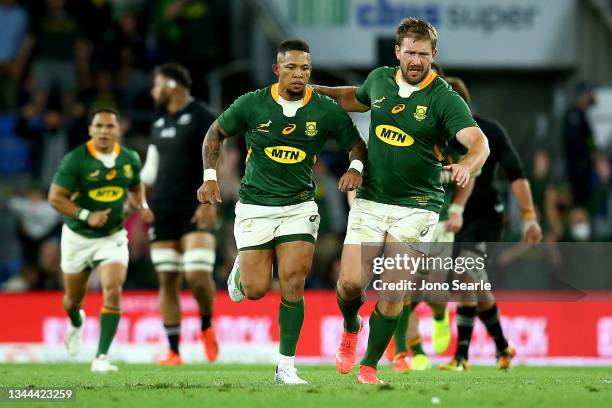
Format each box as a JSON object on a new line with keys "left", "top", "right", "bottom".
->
{"left": 1, "top": 364, "right": 611, "bottom": 407}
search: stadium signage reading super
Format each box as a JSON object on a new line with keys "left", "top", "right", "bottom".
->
{"left": 88, "top": 186, "right": 125, "bottom": 202}
{"left": 375, "top": 125, "right": 414, "bottom": 146}
{"left": 264, "top": 146, "right": 307, "bottom": 163}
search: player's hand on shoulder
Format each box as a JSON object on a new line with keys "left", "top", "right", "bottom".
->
{"left": 88, "top": 208, "right": 111, "bottom": 227}
{"left": 338, "top": 168, "right": 363, "bottom": 193}
{"left": 191, "top": 204, "right": 218, "bottom": 230}
{"left": 197, "top": 180, "right": 222, "bottom": 204}
{"left": 443, "top": 163, "right": 470, "bottom": 187}
{"left": 139, "top": 207, "right": 154, "bottom": 224}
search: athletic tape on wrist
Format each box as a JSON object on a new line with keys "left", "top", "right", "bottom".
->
{"left": 203, "top": 169, "right": 217, "bottom": 182}
{"left": 448, "top": 203, "right": 464, "bottom": 216}
{"left": 348, "top": 160, "right": 364, "bottom": 174}
{"left": 77, "top": 208, "right": 90, "bottom": 221}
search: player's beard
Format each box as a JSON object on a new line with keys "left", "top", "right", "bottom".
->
{"left": 154, "top": 93, "right": 170, "bottom": 111}
{"left": 401, "top": 65, "right": 429, "bottom": 85}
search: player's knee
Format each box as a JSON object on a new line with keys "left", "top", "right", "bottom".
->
{"left": 242, "top": 281, "right": 268, "bottom": 300}
{"left": 63, "top": 293, "right": 82, "bottom": 312}
{"left": 338, "top": 278, "right": 362, "bottom": 300}
{"left": 281, "top": 265, "right": 308, "bottom": 290}
{"left": 102, "top": 285, "right": 122, "bottom": 306}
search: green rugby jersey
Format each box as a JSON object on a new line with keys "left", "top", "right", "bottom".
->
{"left": 355, "top": 67, "right": 477, "bottom": 213}
{"left": 52, "top": 140, "right": 142, "bottom": 238}
{"left": 218, "top": 84, "right": 361, "bottom": 206}
{"left": 439, "top": 138, "right": 468, "bottom": 221}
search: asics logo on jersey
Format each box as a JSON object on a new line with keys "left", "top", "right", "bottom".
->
{"left": 413, "top": 105, "right": 428, "bottom": 121}
{"left": 264, "top": 146, "right": 306, "bottom": 164}
{"left": 282, "top": 124, "right": 297, "bottom": 135}
{"left": 391, "top": 104, "right": 406, "bottom": 114}
{"left": 257, "top": 120, "right": 272, "bottom": 133}
{"left": 88, "top": 186, "right": 124, "bottom": 202}
{"left": 375, "top": 125, "right": 414, "bottom": 147}
{"left": 106, "top": 169, "right": 117, "bottom": 180}
{"left": 372, "top": 96, "right": 386, "bottom": 108}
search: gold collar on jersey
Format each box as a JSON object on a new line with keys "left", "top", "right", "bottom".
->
{"left": 86, "top": 140, "right": 121, "bottom": 159}
{"left": 394, "top": 69, "right": 437, "bottom": 90}
{"left": 270, "top": 83, "right": 314, "bottom": 106}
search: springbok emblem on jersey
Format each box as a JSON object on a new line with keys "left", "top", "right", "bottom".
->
{"left": 257, "top": 120, "right": 272, "bottom": 133}
{"left": 372, "top": 96, "right": 386, "bottom": 109}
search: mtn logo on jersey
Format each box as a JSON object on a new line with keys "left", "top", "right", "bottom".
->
{"left": 264, "top": 146, "right": 306, "bottom": 164}
{"left": 88, "top": 186, "right": 125, "bottom": 202}
{"left": 375, "top": 125, "right": 414, "bottom": 147}
{"left": 413, "top": 105, "right": 428, "bottom": 121}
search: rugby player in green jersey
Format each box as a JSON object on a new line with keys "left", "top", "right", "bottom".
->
{"left": 314, "top": 18, "right": 490, "bottom": 384}
{"left": 48, "top": 108, "right": 154, "bottom": 372}
{"left": 197, "top": 40, "right": 367, "bottom": 384}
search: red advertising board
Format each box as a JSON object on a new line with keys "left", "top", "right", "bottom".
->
{"left": 2, "top": 291, "right": 612, "bottom": 361}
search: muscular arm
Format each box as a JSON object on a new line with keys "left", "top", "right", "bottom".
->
{"left": 198, "top": 120, "right": 231, "bottom": 204}
{"left": 48, "top": 184, "right": 80, "bottom": 219}
{"left": 202, "top": 119, "right": 231, "bottom": 171}
{"left": 311, "top": 85, "right": 370, "bottom": 112}
{"left": 347, "top": 138, "right": 367, "bottom": 164}
{"left": 455, "top": 127, "right": 490, "bottom": 174}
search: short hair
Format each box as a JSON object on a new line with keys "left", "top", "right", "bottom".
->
{"left": 90, "top": 107, "right": 120, "bottom": 124}
{"left": 278, "top": 39, "right": 310, "bottom": 54}
{"left": 396, "top": 17, "right": 438, "bottom": 49}
{"left": 445, "top": 76, "right": 472, "bottom": 106}
{"left": 153, "top": 63, "right": 192, "bottom": 90}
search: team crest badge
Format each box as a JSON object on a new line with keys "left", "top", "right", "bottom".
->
{"left": 305, "top": 122, "right": 318, "bottom": 136}
{"left": 123, "top": 164, "right": 133, "bottom": 178}
{"left": 413, "top": 105, "right": 428, "bottom": 121}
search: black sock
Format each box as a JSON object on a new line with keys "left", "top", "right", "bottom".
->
{"left": 164, "top": 324, "right": 180, "bottom": 354}
{"left": 455, "top": 306, "right": 477, "bottom": 361}
{"left": 478, "top": 304, "right": 509, "bottom": 353}
{"left": 201, "top": 315, "right": 212, "bottom": 331}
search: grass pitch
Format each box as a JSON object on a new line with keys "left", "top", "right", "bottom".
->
{"left": 1, "top": 364, "right": 611, "bottom": 408}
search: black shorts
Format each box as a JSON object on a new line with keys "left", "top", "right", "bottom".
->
{"left": 456, "top": 211, "right": 503, "bottom": 243}
{"left": 149, "top": 205, "right": 201, "bottom": 242}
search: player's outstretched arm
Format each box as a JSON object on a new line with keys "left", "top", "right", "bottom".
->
{"left": 198, "top": 119, "right": 230, "bottom": 204}
{"left": 127, "top": 183, "right": 154, "bottom": 223}
{"left": 48, "top": 184, "right": 110, "bottom": 227}
{"left": 311, "top": 85, "right": 370, "bottom": 112}
{"left": 338, "top": 139, "right": 367, "bottom": 192}
{"left": 446, "top": 127, "right": 490, "bottom": 187}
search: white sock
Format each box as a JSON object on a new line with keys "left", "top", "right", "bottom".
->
{"left": 278, "top": 354, "right": 295, "bottom": 369}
